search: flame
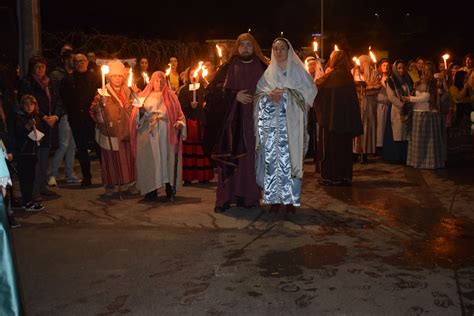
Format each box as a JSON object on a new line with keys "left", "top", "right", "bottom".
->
{"left": 369, "top": 50, "right": 377, "bottom": 63}
{"left": 334, "top": 44, "right": 339, "bottom": 51}
{"left": 442, "top": 53, "right": 450, "bottom": 60}
{"left": 313, "top": 40, "right": 318, "bottom": 52}
{"left": 216, "top": 45, "right": 223, "bottom": 58}
{"left": 143, "top": 72, "right": 150, "bottom": 84}
{"left": 101, "top": 65, "right": 110, "bottom": 75}
{"left": 352, "top": 56, "right": 360, "bottom": 66}
{"left": 165, "top": 63, "right": 171, "bottom": 76}
{"left": 193, "top": 61, "right": 204, "bottom": 78}
{"left": 202, "top": 65, "right": 208, "bottom": 79}
{"left": 127, "top": 70, "right": 133, "bottom": 87}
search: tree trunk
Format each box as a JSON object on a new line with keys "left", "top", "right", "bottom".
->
{"left": 17, "top": 0, "right": 41, "bottom": 76}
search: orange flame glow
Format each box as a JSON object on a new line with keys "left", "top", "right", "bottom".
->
{"left": 127, "top": 70, "right": 133, "bottom": 87}
{"left": 193, "top": 61, "right": 204, "bottom": 78}
{"left": 216, "top": 45, "right": 223, "bottom": 58}
{"left": 352, "top": 56, "right": 360, "bottom": 66}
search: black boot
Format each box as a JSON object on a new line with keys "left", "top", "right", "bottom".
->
{"left": 165, "top": 183, "right": 175, "bottom": 202}
{"left": 143, "top": 189, "right": 157, "bottom": 202}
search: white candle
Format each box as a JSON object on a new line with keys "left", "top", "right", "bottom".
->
{"left": 101, "top": 65, "right": 110, "bottom": 91}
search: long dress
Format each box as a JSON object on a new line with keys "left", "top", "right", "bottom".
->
{"left": 376, "top": 80, "right": 389, "bottom": 147}
{"left": 256, "top": 91, "right": 302, "bottom": 206}
{"left": 90, "top": 84, "right": 135, "bottom": 187}
{"left": 254, "top": 44, "right": 317, "bottom": 206}
{"left": 315, "top": 67, "right": 363, "bottom": 185}
{"left": 406, "top": 88, "right": 445, "bottom": 169}
{"left": 383, "top": 79, "right": 410, "bottom": 164}
{"left": 177, "top": 84, "right": 213, "bottom": 182}
{"left": 135, "top": 93, "right": 186, "bottom": 195}
{"left": 353, "top": 82, "right": 379, "bottom": 155}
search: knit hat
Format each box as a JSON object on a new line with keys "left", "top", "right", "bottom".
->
{"left": 107, "top": 60, "right": 125, "bottom": 77}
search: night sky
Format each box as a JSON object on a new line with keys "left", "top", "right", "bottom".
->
{"left": 16, "top": 0, "right": 474, "bottom": 62}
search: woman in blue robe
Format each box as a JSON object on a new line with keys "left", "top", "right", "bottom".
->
{"left": 254, "top": 38, "right": 317, "bottom": 213}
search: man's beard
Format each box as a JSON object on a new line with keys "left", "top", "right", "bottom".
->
{"left": 239, "top": 52, "right": 255, "bottom": 62}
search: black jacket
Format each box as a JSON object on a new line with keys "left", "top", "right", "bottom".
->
{"left": 60, "top": 71, "right": 100, "bottom": 130}
{"left": 14, "top": 110, "right": 45, "bottom": 156}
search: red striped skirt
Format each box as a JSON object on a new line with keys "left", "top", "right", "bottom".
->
{"left": 183, "top": 119, "right": 214, "bottom": 182}
{"left": 100, "top": 141, "right": 135, "bottom": 185}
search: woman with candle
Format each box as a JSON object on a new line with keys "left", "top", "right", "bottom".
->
{"left": 178, "top": 68, "right": 213, "bottom": 185}
{"left": 131, "top": 71, "right": 186, "bottom": 202}
{"left": 89, "top": 60, "right": 136, "bottom": 197}
{"left": 352, "top": 55, "right": 381, "bottom": 163}
{"left": 254, "top": 37, "right": 317, "bottom": 213}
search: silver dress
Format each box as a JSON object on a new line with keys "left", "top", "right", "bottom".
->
{"left": 256, "top": 91, "right": 302, "bottom": 206}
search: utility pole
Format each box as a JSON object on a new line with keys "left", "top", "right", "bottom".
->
{"left": 17, "top": 0, "right": 42, "bottom": 76}
{"left": 320, "top": 0, "right": 324, "bottom": 59}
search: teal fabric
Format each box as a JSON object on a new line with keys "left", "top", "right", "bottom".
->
{"left": 0, "top": 196, "right": 21, "bottom": 316}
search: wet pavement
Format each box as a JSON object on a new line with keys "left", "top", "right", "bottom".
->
{"left": 10, "top": 160, "right": 474, "bottom": 315}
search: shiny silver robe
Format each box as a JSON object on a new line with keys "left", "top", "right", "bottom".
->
{"left": 256, "top": 91, "right": 302, "bottom": 206}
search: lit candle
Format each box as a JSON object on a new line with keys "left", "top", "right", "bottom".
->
{"left": 101, "top": 65, "right": 110, "bottom": 92}
{"left": 369, "top": 46, "right": 377, "bottom": 63}
{"left": 165, "top": 63, "right": 172, "bottom": 88}
{"left": 192, "top": 61, "right": 204, "bottom": 103}
{"left": 334, "top": 44, "right": 339, "bottom": 51}
{"left": 313, "top": 39, "right": 319, "bottom": 58}
{"left": 202, "top": 65, "right": 209, "bottom": 85}
{"left": 442, "top": 53, "right": 450, "bottom": 71}
{"left": 216, "top": 45, "right": 223, "bottom": 65}
{"left": 127, "top": 69, "right": 133, "bottom": 87}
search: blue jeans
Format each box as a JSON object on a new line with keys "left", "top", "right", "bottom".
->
{"left": 49, "top": 115, "right": 76, "bottom": 178}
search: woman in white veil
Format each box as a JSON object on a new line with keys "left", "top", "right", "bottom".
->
{"left": 254, "top": 37, "right": 317, "bottom": 213}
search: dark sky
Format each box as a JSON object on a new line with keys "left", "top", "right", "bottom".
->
{"left": 38, "top": 0, "right": 473, "bottom": 61}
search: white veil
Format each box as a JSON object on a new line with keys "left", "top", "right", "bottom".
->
{"left": 257, "top": 38, "right": 317, "bottom": 105}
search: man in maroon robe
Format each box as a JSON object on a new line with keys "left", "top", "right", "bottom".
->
{"left": 204, "top": 33, "right": 269, "bottom": 212}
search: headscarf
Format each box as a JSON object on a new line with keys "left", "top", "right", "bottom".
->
{"left": 358, "top": 55, "right": 378, "bottom": 84}
{"left": 388, "top": 60, "right": 413, "bottom": 96}
{"left": 230, "top": 33, "right": 270, "bottom": 66}
{"left": 130, "top": 71, "right": 185, "bottom": 159}
{"left": 256, "top": 38, "right": 317, "bottom": 106}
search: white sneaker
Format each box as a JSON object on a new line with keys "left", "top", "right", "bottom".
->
{"left": 65, "top": 175, "right": 81, "bottom": 184}
{"left": 48, "top": 176, "right": 57, "bottom": 187}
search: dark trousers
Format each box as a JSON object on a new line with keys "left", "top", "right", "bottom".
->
{"left": 33, "top": 147, "right": 50, "bottom": 196}
{"left": 70, "top": 124, "right": 95, "bottom": 180}
{"left": 17, "top": 155, "right": 37, "bottom": 204}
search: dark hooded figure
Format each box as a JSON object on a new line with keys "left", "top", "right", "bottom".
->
{"left": 203, "top": 33, "right": 269, "bottom": 212}
{"left": 315, "top": 50, "right": 363, "bottom": 186}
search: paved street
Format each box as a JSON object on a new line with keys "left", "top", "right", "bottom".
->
{"left": 10, "top": 160, "right": 474, "bottom": 315}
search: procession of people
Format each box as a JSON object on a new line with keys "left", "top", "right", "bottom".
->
{"left": 1, "top": 33, "right": 473, "bottom": 222}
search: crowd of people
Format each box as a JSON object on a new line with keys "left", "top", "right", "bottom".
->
{"left": 0, "top": 33, "right": 473, "bottom": 225}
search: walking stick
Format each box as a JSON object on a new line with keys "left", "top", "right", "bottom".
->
{"left": 171, "top": 128, "right": 182, "bottom": 202}
{"left": 98, "top": 91, "right": 123, "bottom": 200}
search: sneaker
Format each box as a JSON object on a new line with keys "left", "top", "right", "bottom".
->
{"left": 48, "top": 176, "right": 57, "bottom": 187}
{"left": 24, "top": 201, "right": 44, "bottom": 212}
{"left": 8, "top": 216, "right": 21, "bottom": 228}
{"left": 65, "top": 175, "right": 82, "bottom": 184}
